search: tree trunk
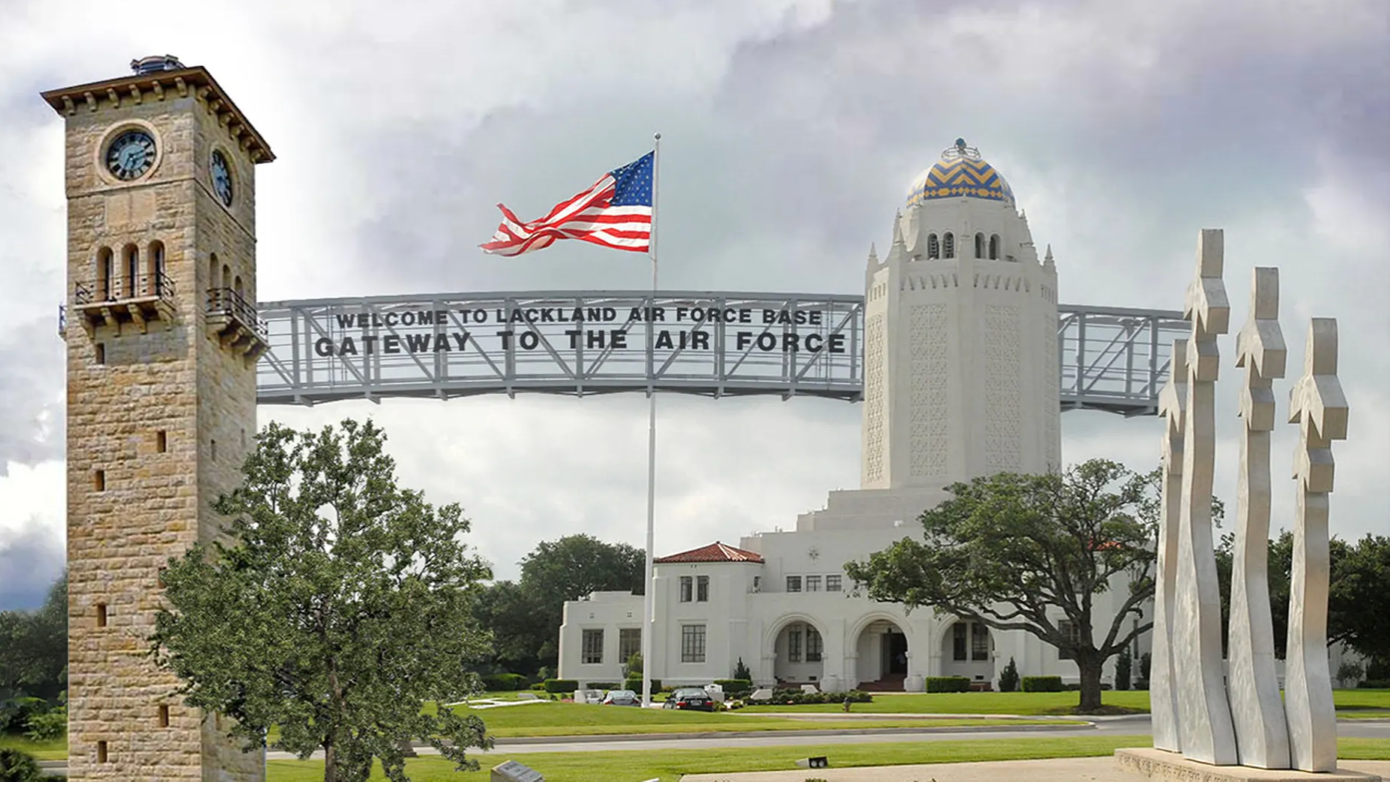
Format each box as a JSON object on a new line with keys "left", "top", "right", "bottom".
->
{"left": 1076, "top": 653, "right": 1104, "bottom": 712}
{"left": 324, "top": 741, "right": 336, "bottom": 782}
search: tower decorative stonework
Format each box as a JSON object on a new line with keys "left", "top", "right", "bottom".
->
{"left": 43, "top": 56, "right": 273, "bottom": 781}
{"left": 861, "top": 139, "right": 1060, "bottom": 500}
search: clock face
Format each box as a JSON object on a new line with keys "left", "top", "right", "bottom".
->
{"left": 210, "top": 150, "right": 234, "bottom": 207}
{"left": 105, "top": 130, "right": 156, "bottom": 180}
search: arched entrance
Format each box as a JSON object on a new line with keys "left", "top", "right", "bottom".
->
{"left": 853, "top": 618, "right": 911, "bottom": 690}
{"left": 771, "top": 619, "right": 825, "bottom": 686}
{"left": 940, "top": 618, "right": 995, "bottom": 688}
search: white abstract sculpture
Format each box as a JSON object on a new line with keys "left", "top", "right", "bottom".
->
{"left": 1285, "top": 317, "right": 1347, "bottom": 773}
{"left": 1228, "top": 267, "right": 1290, "bottom": 768}
{"left": 1171, "top": 229, "right": 1238, "bottom": 765}
{"left": 1151, "top": 340, "right": 1187, "bottom": 753}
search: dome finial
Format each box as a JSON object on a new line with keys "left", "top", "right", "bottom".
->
{"left": 955, "top": 137, "right": 967, "bottom": 151}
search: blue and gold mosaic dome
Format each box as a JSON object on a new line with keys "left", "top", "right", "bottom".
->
{"left": 907, "top": 139, "right": 1015, "bottom": 208}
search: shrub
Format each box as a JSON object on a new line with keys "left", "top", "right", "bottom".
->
{"left": 1140, "top": 652, "right": 1152, "bottom": 684}
{"left": 587, "top": 682, "right": 619, "bottom": 691}
{"left": 625, "top": 652, "right": 643, "bottom": 678}
{"left": 24, "top": 708, "right": 66, "bottom": 742}
{"left": 743, "top": 690, "right": 871, "bottom": 706}
{"left": 714, "top": 679, "right": 752, "bottom": 695}
{"left": 1021, "top": 675, "right": 1064, "bottom": 693}
{"left": 543, "top": 679, "right": 579, "bottom": 694}
{"left": 623, "top": 678, "right": 661, "bottom": 694}
{"left": 482, "top": 673, "right": 529, "bottom": 691}
{"left": 925, "top": 676, "right": 971, "bottom": 693}
{"left": 1115, "top": 648, "right": 1133, "bottom": 691}
{"left": 0, "top": 749, "right": 46, "bottom": 782}
{"left": 529, "top": 682, "right": 545, "bottom": 691}
{"left": 1359, "top": 679, "right": 1390, "bottom": 689}
{"left": 999, "top": 658, "right": 1020, "bottom": 693}
{"left": 733, "top": 657, "right": 752, "bottom": 682}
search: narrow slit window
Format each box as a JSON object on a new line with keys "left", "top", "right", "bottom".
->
{"left": 96, "top": 603, "right": 107, "bottom": 627}
{"left": 93, "top": 470, "right": 105, "bottom": 491}
{"left": 210, "top": 439, "right": 217, "bottom": 461}
{"left": 158, "top": 705, "right": 170, "bottom": 727}
{"left": 155, "top": 430, "right": 167, "bottom": 453}
{"left": 95, "top": 343, "right": 106, "bottom": 365}
{"left": 97, "top": 741, "right": 108, "bottom": 763}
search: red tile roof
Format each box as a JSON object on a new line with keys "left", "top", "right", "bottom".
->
{"left": 655, "top": 542, "right": 764, "bottom": 564}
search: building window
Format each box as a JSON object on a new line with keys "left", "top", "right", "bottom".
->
{"left": 679, "top": 576, "right": 693, "bottom": 602}
{"left": 582, "top": 628, "right": 604, "bottom": 664}
{"left": 95, "top": 342, "right": 106, "bottom": 365}
{"left": 96, "top": 603, "right": 108, "bottom": 627}
{"left": 97, "top": 740, "right": 108, "bottom": 764}
{"left": 681, "top": 624, "right": 706, "bottom": 663}
{"left": 825, "top": 574, "right": 842, "bottom": 592}
{"left": 786, "top": 575, "right": 802, "bottom": 593}
{"left": 696, "top": 575, "right": 709, "bottom": 602}
{"left": 619, "top": 628, "right": 641, "bottom": 663}
{"left": 788, "top": 627, "right": 803, "bottom": 662}
{"left": 210, "top": 439, "right": 218, "bottom": 462}
{"left": 93, "top": 469, "right": 105, "bottom": 491}
{"left": 953, "top": 622, "right": 967, "bottom": 661}
{"left": 807, "top": 628, "right": 823, "bottom": 662}
{"left": 123, "top": 244, "right": 139, "bottom": 298}
{"left": 753, "top": 576, "right": 761, "bottom": 592}
{"left": 155, "top": 430, "right": 167, "bottom": 453}
{"left": 148, "top": 241, "right": 165, "bottom": 294}
{"left": 158, "top": 704, "right": 170, "bottom": 728}
{"left": 805, "top": 575, "right": 821, "bottom": 593}
{"left": 97, "top": 247, "right": 114, "bottom": 300}
{"left": 974, "top": 232, "right": 986, "bottom": 259}
{"left": 989, "top": 234, "right": 1001, "bottom": 260}
{"left": 927, "top": 233, "right": 939, "bottom": 259}
{"left": 943, "top": 232, "right": 955, "bottom": 259}
{"left": 1059, "top": 619, "right": 1081, "bottom": 661}
{"left": 971, "top": 623, "right": 989, "bottom": 661}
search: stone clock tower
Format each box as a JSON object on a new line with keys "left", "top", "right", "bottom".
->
{"left": 42, "top": 56, "right": 272, "bottom": 781}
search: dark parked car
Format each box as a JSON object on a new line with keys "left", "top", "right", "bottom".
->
{"left": 662, "top": 688, "right": 716, "bottom": 712}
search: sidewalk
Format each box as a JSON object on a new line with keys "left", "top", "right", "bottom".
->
{"left": 680, "top": 757, "right": 1390, "bottom": 782}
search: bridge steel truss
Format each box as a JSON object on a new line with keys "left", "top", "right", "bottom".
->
{"left": 255, "top": 290, "right": 1188, "bottom": 416}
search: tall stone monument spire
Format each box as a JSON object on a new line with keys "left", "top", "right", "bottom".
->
{"left": 42, "top": 56, "right": 273, "bottom": 781}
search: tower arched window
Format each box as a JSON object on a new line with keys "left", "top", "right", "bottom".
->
{"left": 147, "top": 241, "right": 165, "bottom": 296}
{"left": 233, "top": 275, "right": 244, "bottom": 300}
{"left": 974, "top": 233, "right": 986, "bottom": 259}
{"left": 989, "top": 234, "right": 1001, "bottom": 260}
{"left": 97, "top": 247, "right": 113, "bottom": 300}
{"left": 221, "top": 263, "right": 232, "bottom": 299}
{"left": 927, "top": 234, "right": 939, "bottom": 260}
{"left": 943, "top": 232, "right": 955, "bottom": 259}
{"left": 122, "top": 244, "right": 139, "bottom": 298}
{"left": 209, "top": 253, "right": 220, "bottom": 292}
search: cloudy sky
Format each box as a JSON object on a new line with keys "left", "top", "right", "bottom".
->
{"left": 1, "top": 0, "right": 1386, "bottom": 610}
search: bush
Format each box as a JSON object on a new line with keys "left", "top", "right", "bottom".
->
{"left": 482, "top": 673, "right": 529, "bottom": 691}
{"left": 0, "top": 749, "right": 46, "bottom": 782}
{"left": 714, "top": 679, "right": 752, "bottom": 695}
{"left": 587, "top": 682, "right": 619, "bottom": 691}
{"left": 743, "top": 690, "right": 871, "bottom": 706}
{"left": 1115, "top": 648, "right": 1133, "bottom": 691}
{"left": 1021, "top": 676, "right": 1064, "bottom": 693}
{"left": 624, "top": 678, "right": 661, "bottom": 694}
{"left": 529, "top": 682, "right": 545, "bottom": 691}
{"left": 925, "top": 676, "right": 971, "bottom": 693}
{"left": 543, "top": 679, "right": 579, "bottom": 694}
{"left": 999, "top": 658, "right": 1020, "bottom": 693}
{"left": 1359, "top": 679, "right": 1390, "bottom": 689}
{"left": 625, "top": 652, "right": 643, "bottom": 678}
{"left": 733, "top": 657, "right": 752, "bottom": 682}
{"left": 1140, "top": 652, "right": 1152, "bottom": 684}
{"left": 24, "top": 708, "right": 66, "bottom": 741}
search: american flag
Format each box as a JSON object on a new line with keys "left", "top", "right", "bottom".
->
{"left": 480, "top": 151, "right": 654, "bottom": 257}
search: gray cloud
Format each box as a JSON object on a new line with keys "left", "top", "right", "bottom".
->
{"left": 0, "top": 319, "right": 64, "bottom": 466}
{"left": 0, "top": 518, "right": 64, "bottom": 612}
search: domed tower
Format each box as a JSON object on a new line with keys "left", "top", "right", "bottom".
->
{"left": 860, "top": 139, "right": 1060, "bottom": 495}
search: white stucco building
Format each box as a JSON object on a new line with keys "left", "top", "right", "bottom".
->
{"left": 558, "top": 140, "right": 1142, "bottom": 692}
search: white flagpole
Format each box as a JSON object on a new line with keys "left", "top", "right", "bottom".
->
{"left": 640, "top": 133, "right": 661, "bottom": 709}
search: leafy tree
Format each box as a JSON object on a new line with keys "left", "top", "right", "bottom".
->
{"left": 1115, "top": 646, "right": 1132, "bottom": 691}
{"left": 845, "top": 459, "right": 1160, "bottom": 712}
{"left": 626, "top": 651, "right": 644, "bottom": 679}
{"left": 0, "top": 572, "right": 67, "bottom": 714}
{"left": 475, "top": 534, "right": 644, "bottom": 674}
{"left": 733, "top": 657, "right": 751, "bottom": 682}
{"left": 998, "top": 657, "right": 1020, "bottom": 692}
{"left": 151, "top": 419, "right": 494, "bottom": 782}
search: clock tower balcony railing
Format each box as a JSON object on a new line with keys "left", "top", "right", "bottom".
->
{"left": 71, "top": 271, "right": 178, "bottom": 334}
{"left": 206, "top": 288, "right": 269, "bottom": 358}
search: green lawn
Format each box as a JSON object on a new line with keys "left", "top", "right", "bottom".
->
{"left": 0, "top": 733, "right": 68, "bottom": 761}
{"left": 266, "top": 736, "right": 1390, "bottom": 782}
{"left": 462, "top": 702, "right": 1081, "bottom": 738}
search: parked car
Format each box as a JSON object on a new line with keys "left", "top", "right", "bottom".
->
{"left": 602, "top": 689, "right": 640, "bottom": 707}
{"left": 662, "top": 688, "right": 716, "bottom": 712}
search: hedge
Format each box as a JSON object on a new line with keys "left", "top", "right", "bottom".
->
{"left": 714, "top": 679, "right": 752, "bottom": 695}
{"left": 587, "top": 681, "right": 619, "bottom": 690}
{"left": 623, "top": 678, "right": 662, "bottom": 694}
{"left": 744, "top": 689, "right": 872, "bottom": 706}
{"left": 1021, "top": 675, "right": 1063, "bottom": 692}
{"left": 482, "top": 673, "right": 529, "bottom": 691}
{"left": 1360, "top": 679, "right": 1390, "bottom": 689}
{"left": 543, "top": 679, "right": 580, "bottom": 694}
{"left": 925, "top": 676, "right": 971, "bottom": 693}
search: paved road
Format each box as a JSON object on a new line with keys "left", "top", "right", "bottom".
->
{"left": 263, "top": 716, "right": 1390, "bottom": 759}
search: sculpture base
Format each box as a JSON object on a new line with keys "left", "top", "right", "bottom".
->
{"left": 1115, "top": 749, "right": 1381, "bottom": 782}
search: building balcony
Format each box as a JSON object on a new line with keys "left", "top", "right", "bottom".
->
{"left": 206, "top": 288, "right": 268, "bottom": 358}
{"left": 71, "top": 272, "right": 177, "bottom": 334}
